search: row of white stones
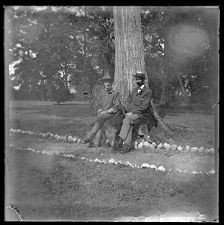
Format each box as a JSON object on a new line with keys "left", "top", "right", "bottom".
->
{"left": 9, "top": 128, "right": 215, "bottom": 154}
{"left": 8, "top": 143, "right": 216, "bottom": 175}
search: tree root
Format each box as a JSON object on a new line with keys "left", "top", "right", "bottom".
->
{"left": 151, "top": 100, "right": 174, "bottom": 135}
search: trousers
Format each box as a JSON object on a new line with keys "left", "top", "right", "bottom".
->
{"left": 119, "top": 113, "right": 141, "bottom": 147}
{"left": 87, "top": 112, "right": 114, "bottom": 142}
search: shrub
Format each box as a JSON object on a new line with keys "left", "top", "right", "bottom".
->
{"left": 51, "top": 86, "right": 72, "bottom": 104}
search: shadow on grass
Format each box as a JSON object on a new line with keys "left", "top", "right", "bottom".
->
{"left": 15, "top": 118, "right": 90, "bottom": 135}
{"left": 52, "top": 102, "right": 90, "bottom": 106}
{"left": 10, "top": 103, "right": 96, "bottom": 119}
{"left": 9, "top": 100, "right": 215, "bottom": 148}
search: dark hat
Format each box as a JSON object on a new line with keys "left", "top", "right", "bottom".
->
{"left": 102, "top": 71, "right": 112, "bottom": 82}
{"left": 133, "top": 72, "right": 145, "bottom": 79}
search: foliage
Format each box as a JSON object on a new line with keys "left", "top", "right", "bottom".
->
{"left": 7, "top": 6, "right": 218, "bottom": 108}
{"left": 142, "top": 7, "right": 218, "bottom": 107}
{"left": 51, "top": 83, "right": 73, "bottom": 104}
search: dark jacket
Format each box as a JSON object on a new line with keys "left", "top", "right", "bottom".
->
{"left": 125, "top": 85, "right": 154, "bottom": 116}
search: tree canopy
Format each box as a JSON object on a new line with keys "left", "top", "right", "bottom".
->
{"left": 6, "top": 6, "right": 219, "bottom": 108}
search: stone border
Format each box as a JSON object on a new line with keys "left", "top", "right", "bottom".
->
{"left": 9, "top": 128, "right": 215, "bottom": 154}
{"left": 8, "top": 143, "right": 216, "bottom": 176}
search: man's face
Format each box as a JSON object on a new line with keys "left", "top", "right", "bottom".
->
{"left": 104, "top": 81, "right": 112, "bottom": 91}
{"left": 135, "top": 77, "right": 144, "bottom": 87}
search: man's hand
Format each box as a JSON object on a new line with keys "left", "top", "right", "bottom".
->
{"left": 97, "top": 109, "right": 103, "bottom": 116}
{"left": 106, "top": 108, "right": 115, "bottom": 113}
{"left": 97, "top": 108, "right": 115, "bottom": 115}
{"left": 120, "top": 98, "right": 126, "bottom": 106}
{"left": 98, "top": 110, "right": 109, "bottom": 115}
{"left": 126, "top": 112, "right": 133, "bottom": 116}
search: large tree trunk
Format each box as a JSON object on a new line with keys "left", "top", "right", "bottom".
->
{"left": 113, "top": 6, "right": 173, "bottom": 141}
{"left": 113, "top": 6, "right": 145, "bottom": 100}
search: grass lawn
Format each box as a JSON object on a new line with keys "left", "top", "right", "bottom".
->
{"left": 6, "top": 100, "right": 218, "bottom": 221}
{"left": 8, "top": 100, "right": 215, "bottom": 149}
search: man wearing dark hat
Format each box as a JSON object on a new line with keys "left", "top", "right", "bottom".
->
{"left": 118, "top": 71, "right": 155, "bottom": 154}
{"left": 82, "top": 72, "right": 121, "bottom": 147}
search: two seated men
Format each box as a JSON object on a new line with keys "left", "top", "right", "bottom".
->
{"left": 82, "top": 71, "right": 157, "bottom": 154}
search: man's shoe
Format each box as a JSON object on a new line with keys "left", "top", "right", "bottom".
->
{"left": 137, "top": 134, "right": 144, "bottom": 139}
{"left": 120, "top": 145, "right": 133, "bottom": 154}
{"left": 82, "top": 138, "right": 92, "bottom": 144}
{"left": 88, "top": 142, "right": 100, "bottom": 148}
{"left": 111, "top": 146, "right": 120, "bottom": 153}
{"left": 111, "top": 138, "right": 123, "bottom": 153}
{"left": 116, "top": 138, "right": 123, "bottom": 148}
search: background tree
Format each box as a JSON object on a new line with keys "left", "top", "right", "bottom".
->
{"left": 7, "top": 6, "right": 218, "bottom": 111}
{"left": 141, "top": 7, "right": 218, "bottom": 110}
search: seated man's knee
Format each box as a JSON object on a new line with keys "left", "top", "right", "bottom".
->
{"left": 123, "top": 115, "right": 132, "bottom": 124}
{"left": 96, "top": 113, "right": 110, "bottom": 123}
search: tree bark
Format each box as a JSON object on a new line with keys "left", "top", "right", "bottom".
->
{"left": 113, "top": 6, "right": 173, "bottom": 139}
{"left": 113, "top": 6, "right": 145, "bottom": 100}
